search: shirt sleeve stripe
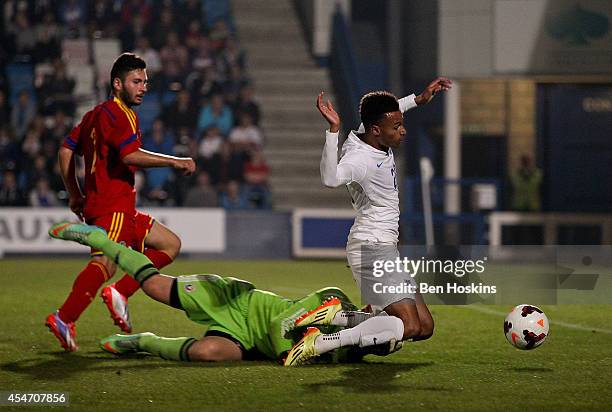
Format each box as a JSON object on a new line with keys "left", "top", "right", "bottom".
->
{"left": 101, "top": 106, "right": 116, "bottom": 121}
{"left": 64, "top": 136, "right": 78, "bottom": 150}
{"left": 118, "top": 133, "right": 138, "bottom": 151}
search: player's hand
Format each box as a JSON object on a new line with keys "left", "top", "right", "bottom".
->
{"left": 174, "top": 158, "right": 196, "bottom": 176}
{"left": 316, "top": 92, "right": 340, "bottom": 133}
{"left": 414, "top": 77, "right": 452, "bottom": 105}
{"left": 69, "top": 195, "right": 85, "bottom": 221}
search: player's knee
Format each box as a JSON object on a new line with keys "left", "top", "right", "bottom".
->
{"left": 401, "top": 320, "right": 422, "bottom": 340}
{"left": 418, "top": 319, "right": 434, "bottom": 340}
{"left": 140, "top": 276, "right": 165, "bottom": 302}
{"left": 190, "top": 340, "right": 240, "bottom": 362}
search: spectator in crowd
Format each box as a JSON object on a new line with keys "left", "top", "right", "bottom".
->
{"left": 190, "top": 36, "right": 215, "bottom": 74}
{"left": 234, "top": 83, "right": 260, "bottom": 125}
{"left": 0, "top": 170, "right": 27, "bottom": 206}
{"left": 142, "top": 119, "right": 175, "bottom": 205}
{"left": 198, "top": 124, "right": 223, "bottom": 156}
{"left": 133, "top": 36, "right": 162, "bottom": 86}
{"left": 223, "top": 64, "right": 247, "bottom": 107}
{"left": 218, "top": 37, "right": 246, "bottom": 74}
{"left": 87, "top": 0, "right": 120, "bottom": 36}
{"left": 120, "top": 0, "right": 152, "bottom": 29}
{"left": 46, "top": 110, "right": 72, "bottom": 143}
{"left": 149, "top": 7, "right": 176, "bottom": 50}
{"left": 186, "top": 61, "right": 222, "bottom": 103}
{"left": 10, "top": 10, "right": 37, "bottom": 56}
{"left": 59, "top": 0, "right": 87, "bottom": 38}
{"left": 119, "top": 14, "right": 148, "bottom": 52}
{"left": 244, "top": 149, "right": 271, "bottom": 209}
{"left": 29, "top": 177, "right": 58, "bottom": 206}
{"left": 177, "top": 0, "right": 205, "bottom": 31}
{"left": 220, "top": 180, "right": 249, "bottom": 210}
{"left": 33, "top": 12, "right": 61, "bottom": 63}
{"left": 197, "top": 93, "right": 233, "bottom": 136}
{"left": 0, "top": 127, "right": 20, "bottom": 171}
{"left": 11, "top": 90, "right": 37, "bottom": 139}
{"left": 217, "top": 141, "right": 246, "bottom": 185}
{"left": 509, "top": 154, "right": 543, "bottom": 244}
{"left": 0, "top": 90, "right": 10, "bottom": 127}
{"left": 510, "top": 154, "right": 542, "bottom": 212}
{"left": 161, "top": 90, "right": 198, "bottom": 135}
{"left": 209, "top": 19, "right": 231, "bottom": 52}
{"left": 229, "top": 111, "right": 263, "bottom": 153}
{"left": 184, "top": 20, "right": 205, "bottom": 55}
{"left": 0, "top": 0, "right": 270, "bottom": 210}
{"left": 183, "top": 171, "right": 218, "bottom": 207}
{"left": 37, "top": 60, "right": 76, "bottom": 115}
{"left": 21, "top": 124, "right": 42, "bottom": 155}
{"left": 160, "top": 31, "right": 189, "bottom": 88}
{"left": 23, "top": 154, "right": 52, "bottom": 190}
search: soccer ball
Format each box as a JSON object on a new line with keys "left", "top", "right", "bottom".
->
{"left": 504, "top": 304, "right": 549, "bottom": 350}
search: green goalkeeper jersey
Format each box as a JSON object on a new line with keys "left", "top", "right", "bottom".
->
{"left": 175, "top": 274, "right": 355, "bottom": 360}
{"left": 175, "top": 274, "right": 294, "bottom": 360}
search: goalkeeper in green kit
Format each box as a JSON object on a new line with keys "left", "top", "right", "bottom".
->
{"left": 49, "top": 222, "right": 405, "bottom": 366}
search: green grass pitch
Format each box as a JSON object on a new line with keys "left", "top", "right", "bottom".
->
{"left": 1, "top": 258, "right": 611, "bottom": 411}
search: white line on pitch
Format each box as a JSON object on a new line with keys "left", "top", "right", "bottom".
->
{"left": 463, "top": 305, "right": 612, "bottom": 335}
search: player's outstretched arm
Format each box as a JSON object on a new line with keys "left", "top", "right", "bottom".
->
{"left": 414, "top": 77, "right": 452, "bottom": 106}
{"left": 317, "top": 92, "right": 359, "bottom": 188}
{"left": 317, "top": 92, "right": 340, "bottom": 133}
{"left": 123, "top": 149, "right": 196, "bottom": 176}
{"left": 355, "top": 78, "right": 452, "bottom": 133}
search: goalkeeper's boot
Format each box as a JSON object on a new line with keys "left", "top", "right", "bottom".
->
{"left": 284, "top": 327, "right": 321, "bottom": 366}
{"left": 100, "top": 332, "right": 154, "bottom": 355}
{"left": 101, "top": 284, "right": 132, "bottom": 333}
{"left": 49, "top": 221, "right": 107, "bottom": 248}
{"left": 295, "top": 297, "right": 342, "bottom": 328}
{"left": 45, "top": 311, "right": 78, "bottom": 352}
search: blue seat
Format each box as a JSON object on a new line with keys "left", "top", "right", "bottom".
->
{"left": 161, "top": 90, "right": 177, "bottom": 105}
{"left": 202, "top": 0, "right": 235, "bottom": 30}
{"left": 6, "top": 64, "right": 35, "bottom": 105}
{"left": 136, "top": 92, "right": 161, "bottom": 134}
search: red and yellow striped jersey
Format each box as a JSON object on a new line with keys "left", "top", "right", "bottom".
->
{"left": 63, "top": 96, "right": 142, "bottom": 219}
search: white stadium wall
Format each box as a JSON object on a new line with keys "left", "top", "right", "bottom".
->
{"left": 0, "top": 208, "right": 225, "bottom": 257}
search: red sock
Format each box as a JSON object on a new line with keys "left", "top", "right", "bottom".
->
{"left": 58, "top": 261, "right": 110, "bottom": 323}
{"left": 113, "top": 249, "right": 173, "bottom": 298}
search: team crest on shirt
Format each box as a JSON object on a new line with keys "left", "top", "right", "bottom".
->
{"left": 184, "top": 284, "right": 195, "bottom": 293}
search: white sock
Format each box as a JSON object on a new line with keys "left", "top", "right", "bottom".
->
{"left": 331, "top": 311, "right": 373, "bottom": 327}
{"left": 358, "top": 316, "right": 404, "bottom": 347}
{"left": 314, "top": 316, "right": 404, "bottom": 354}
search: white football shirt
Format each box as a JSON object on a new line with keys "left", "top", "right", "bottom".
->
{"left": 320, "top": 94, "right": 417, "bottom": 243}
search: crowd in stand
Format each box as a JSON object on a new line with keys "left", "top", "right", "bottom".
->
{"left": 0, "top": 0, "right": 271, "bottom": 209}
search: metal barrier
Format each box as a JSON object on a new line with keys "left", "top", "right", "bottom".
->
{"left": 488, "top": 212, "right": 612, "bottom": 246}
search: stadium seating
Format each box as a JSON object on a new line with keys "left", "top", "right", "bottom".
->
{"left": 136, "top": 91, "right": 161, "bottom": 134}
{"left": 6, "top": 63, "right": 35, "bottom": 104}
{"left": 61, "top": 39, "right": 90, "bottom": 66}
{"left": 92, "top": 39, "right": 121, "bottom": 91}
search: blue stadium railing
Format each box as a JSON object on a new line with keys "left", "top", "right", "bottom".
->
{"left": 403, "top": 177, "right": 503, "bottom": 244}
